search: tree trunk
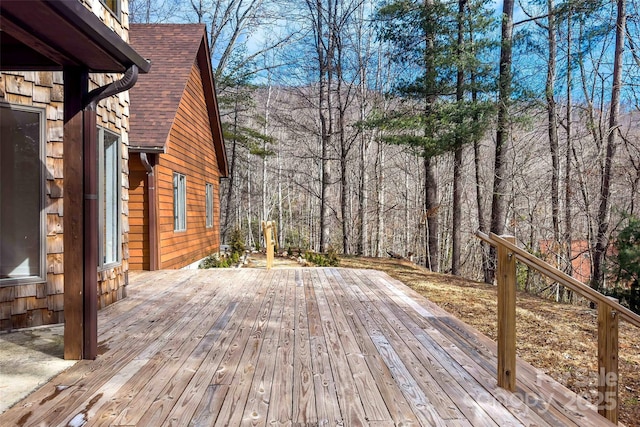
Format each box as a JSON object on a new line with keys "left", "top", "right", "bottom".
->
{"left": 376, "top": 142, "right": 385, "bottom": 257}
{"left": 564, "top": 5, "right": 574, "bottom": 293}
{"left": 310, "top": 0, "right": 333, "bottom": 253}
{"left": 405, "top": 154, "right": 410, "bottom": 258}
{"left": 262, "top": 83, "right": 272, "bottom": 223}
{"left": 246, "top": 151, "right": 254, "bottom": 249}
{"left": 425, "top": 155, "right": 439, "bottom": 271}
{"left": 451, "top": 0, "right": 467, "bottom": 276}
{"left": 488, "top": 0, "right": 515, "bottom": 283}
{"left": 546, "top": 0, "right": 563, "bottom": 301}
{"left": 452, "top": 147, "right": 463, "bottom": 275}
{"left": 222, "top": 90, "right": 240, "bottom": 243}
{"left": 590, "top": 0, "right": 626, "bottom": 291}
{"left": 336, "top": 31, "right": 350, "bottom": 255}
{"left": 277, "top": 145, "right": 284, "bottom": 249}
{"left": 422, "top": 0, "right": 439, "bottom": 272}
{"left": 358, "top": 127, "right": 369, "bottom": 256}
{"left": 546, "top": 0, "right": 560, "bottom": 245}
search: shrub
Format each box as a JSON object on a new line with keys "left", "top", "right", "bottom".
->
{"left": 229, "top": 227, "right": 246, "bottom": 257}
{"left": 305, "top": 248, "right": 340, "bottom": 267}
{"left": 200, "top": 252, "right": 240, "bottom": 269}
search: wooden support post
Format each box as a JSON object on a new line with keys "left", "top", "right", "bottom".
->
{"left": 83, "top": 108, "right": 98, "bottom": 360}
{"left": 598, "top": 297, "right": 619, "bottom": 423}
{"left": 63, "top": 67, "right": 87, "bottom": 360}
{"left": 497, "top": 235, "right": 516, "bottom": 391}
{"left": 262, "top": 221, "right": 274, "bottom": 270}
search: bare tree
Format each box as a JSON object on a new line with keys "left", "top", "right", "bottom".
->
{"left": 488, "top": 0, "right": 515, "bottom": 283}
{"left": 590, "top": 0, "right": 626, "bottom": 291}
{"left": 129, "top": 0, "right": 181, "bottom": 23}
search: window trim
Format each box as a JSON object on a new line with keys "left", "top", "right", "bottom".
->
{"left": 173, "top": 172, "right": 187, "bottom": 232}
{"left": 100, "top": 0, "right": 121, "bottom": 21}
{"left": 97, "top": 127, "right": 122, "bottom": 270}
{"left": 0, "top": 103, "right": 46, "bottom": 287}
{"left": 205, "top": 182, "right": 214, "bottom": 229}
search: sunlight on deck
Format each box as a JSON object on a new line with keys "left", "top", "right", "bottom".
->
{"left": 0, "top": 268, "right": 615, "bottom": 426}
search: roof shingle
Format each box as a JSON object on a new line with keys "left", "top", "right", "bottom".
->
{"left": 128, "top": 24, "right": 207, "bottom": 151}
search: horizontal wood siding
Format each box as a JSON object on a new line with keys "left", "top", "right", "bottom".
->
{"left": 128, "top": 155, "right": 150, "bottom": 270}
{"left": 156, "top": 62, "right": 221, "bottom": 269}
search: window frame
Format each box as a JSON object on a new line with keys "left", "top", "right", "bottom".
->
{"left": 0, "top": 103, "right": 46, "bottom": 287}
{"left": 100, "top": 0, "right": 121, "bottom": 21}
{"left": 97, "top": 126, "right": 122, "bottom": 269}
{"left": 173, "top": 172, "right": 187, "bottom": 232}
{"left": 205, "top": 182, "right": 214, "bottom": 229}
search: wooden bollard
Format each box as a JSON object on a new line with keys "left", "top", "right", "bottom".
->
{"left": 262, "top": 221, "right": 275, "bottom": 270}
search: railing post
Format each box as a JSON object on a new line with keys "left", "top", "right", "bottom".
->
{"left": 598, "top": 297, "right": 619, "bottom": 423}
{"left": 497, "top": 235, "right": 516, "bottom": 391}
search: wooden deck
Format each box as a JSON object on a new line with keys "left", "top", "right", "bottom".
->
{"left": 1, "top": 268, "right": 616, "bottom": 426}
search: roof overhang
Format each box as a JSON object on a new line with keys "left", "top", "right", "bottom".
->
{"left": 196, "top": 34, "right": 228, "bottom": 177}
{"left": 0, "top": 0, "right": 150, "bottom": 73}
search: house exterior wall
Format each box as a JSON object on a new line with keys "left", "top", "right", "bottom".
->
{"left": 155, "top": 62, "right": 222, "bottom": 269}
{"left": 0, "top": 0, "right": 132, "bottom": 330}
{"left": 128, "top": 155, "right": 150, "bottom": 270}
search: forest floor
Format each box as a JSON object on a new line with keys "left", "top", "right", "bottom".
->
{"left": 338, "top": 256, "right": 640, "bottom": 426}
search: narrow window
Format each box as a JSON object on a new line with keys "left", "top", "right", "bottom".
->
{"left": 101, "top": 0, "right": 121, "bottom": 18}
{"left": 0, "top": 104, "right": 45, "bottom": 284}
{"left": 98, "top": 127, "right": 121, "bottom": 267}
{"left": 205, "top": 182, "right": 214, "bottom": 228}
{"left": 173, "top": 173, "right": 186, "bottom": 231}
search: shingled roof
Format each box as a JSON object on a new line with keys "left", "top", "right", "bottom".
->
{"left": 128, "top": 24, "right": 228, "bottom": 175}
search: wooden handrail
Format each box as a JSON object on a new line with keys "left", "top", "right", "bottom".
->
{"left": 476, "top": 230, "right": 640, "bottom": 424}
{"left": 476, "top": 231, "right": 640, "bottom": 328}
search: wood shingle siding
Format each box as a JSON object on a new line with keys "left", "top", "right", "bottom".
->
{"left": 0, "top": 0, "right": 137, "bottom": 332}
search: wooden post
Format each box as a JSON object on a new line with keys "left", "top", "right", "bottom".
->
{"left": 598, "top": 297, "right": 619, "bottom": 423}
{"left": 262, "top": 221, "right": 274, "bottom": 270}
{"left": 63, "top": 67, "right": 87, "bottom": 360}
{"left": 497, "top": 235, "right": 516, "bottom": 391}
{"left": 83, "top": 108, "right": 98, "bottom": 360}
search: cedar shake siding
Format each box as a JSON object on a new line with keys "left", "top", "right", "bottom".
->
{"left": 128, "top": 24, "right": 227, "bottom": 270}
{"left": 0, "top": 0, "right": 137, "bottom": 331}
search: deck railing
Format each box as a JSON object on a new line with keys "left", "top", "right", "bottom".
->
{"left": 476, "top": 231, "right": 640, "bottom": 424}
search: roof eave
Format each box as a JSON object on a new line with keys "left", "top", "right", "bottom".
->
{"left": 196, "top": 33, "right": 229, "bottom": 177}
{"left": 0, "top": 0, "right": 150, "bottom": 73}
{"left": 129, "top": 146, "right": 166, "bottom": 154}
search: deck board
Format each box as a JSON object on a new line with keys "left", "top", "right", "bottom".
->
{"left": 0, "top": 268, "right": 617, "bottom": 426}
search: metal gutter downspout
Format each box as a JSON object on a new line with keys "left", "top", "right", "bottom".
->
{"left": 82, "top": 65, "right": 139, "bottom": 360}
{"left": 140, "top": 152, "right": 159, "bottom": 270}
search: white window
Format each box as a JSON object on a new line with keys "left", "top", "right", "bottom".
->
{"left": 0, "top": 104, "right": 45, "bottom": 284}
{"left": 205, "top": 182, "right": 214, "bottom": 228}
{"left": 173, "top": 172, "right": 186, "bottom": 231}
{"left": 98, "top": 127, "right": 121, "bottom": 267}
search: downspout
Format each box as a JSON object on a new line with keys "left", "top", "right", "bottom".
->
{"left": 140, "top": 152, "right": 158, "bottom": 270}
{"left": 82, "top": 65, "right": 139, "bottom": 360}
